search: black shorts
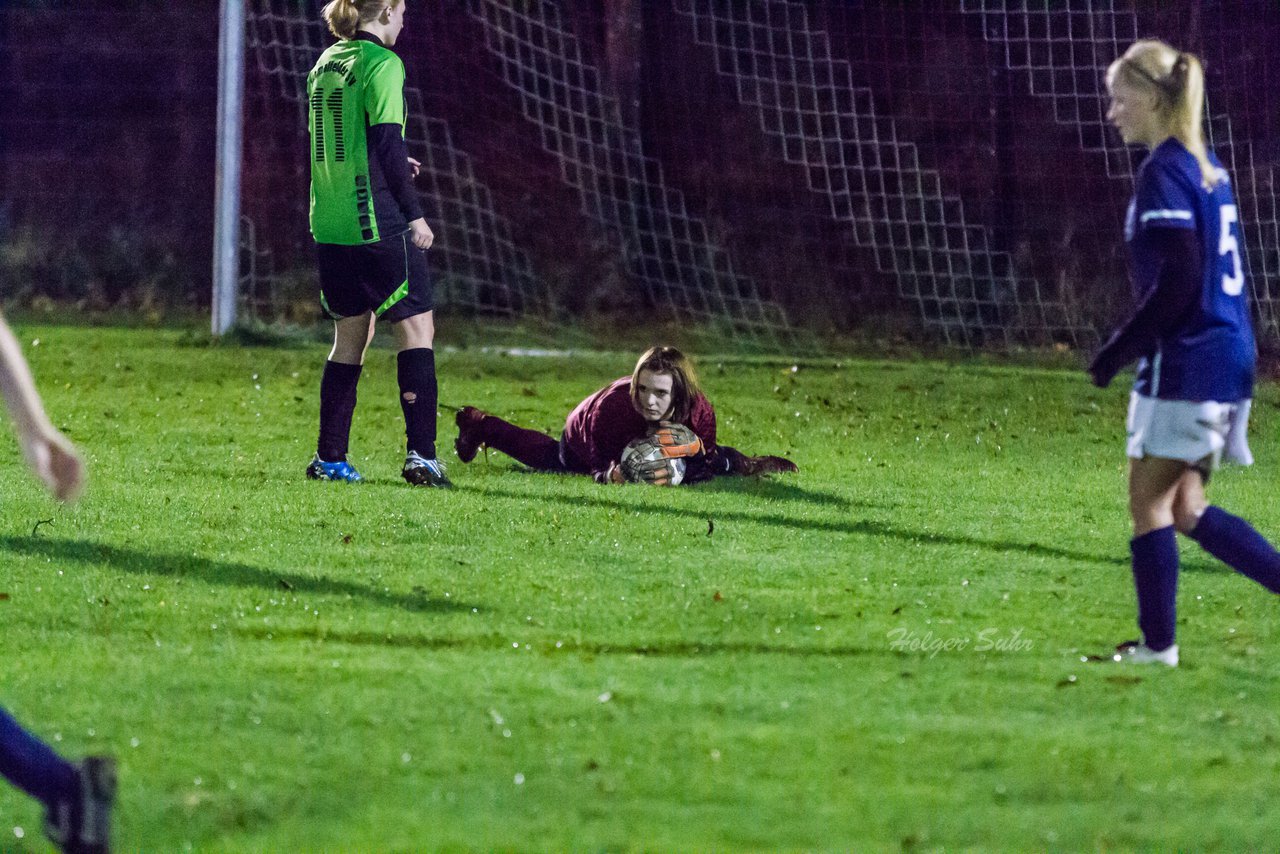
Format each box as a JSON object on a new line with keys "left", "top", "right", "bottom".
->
{"left": 316, "top": 233, "right": 433, "bottom": 322}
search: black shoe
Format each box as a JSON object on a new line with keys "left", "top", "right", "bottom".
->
{"left": 45, "top": 756, "right": 116, "bottom": 854}
{"left": 454, "top": 406, "right": 489, "bottom": 464}
{"left": 403, "top": 452, "right": 453, "bottom": 487}
{"left": 735, "top": 454, "right": 799, "bottom": 476}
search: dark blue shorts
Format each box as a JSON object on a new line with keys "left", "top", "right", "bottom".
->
{"left": 316, "top": 233, "right": 433, "bottom": 322}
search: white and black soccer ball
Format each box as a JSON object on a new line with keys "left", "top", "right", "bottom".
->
{"left": 619, "top": 436, "right": 687, "bottom": 486}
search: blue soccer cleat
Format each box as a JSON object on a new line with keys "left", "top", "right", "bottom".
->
{"left": 402, "top": 451, "right": 452, "bottom": 487}
{"left": 306, "top": 454, "right": 363, "bottom": 482}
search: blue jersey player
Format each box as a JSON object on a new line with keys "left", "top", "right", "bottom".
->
{"left": 0, "top": 311, "right": 115, "bottom": 852}
{"left": 1089, "top": 40, "right": 1280, "bottom": 666}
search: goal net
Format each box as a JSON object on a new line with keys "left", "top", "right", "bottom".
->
{"left": 240, "top": 0, "right": 1279, "bottom": 350}
{"left": 244, "top": 0, "right": 796, "bottom": 349}
{"left": 245, "top": 0, "right": 552, "bottom": 326}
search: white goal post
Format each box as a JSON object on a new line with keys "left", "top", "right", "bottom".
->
{"left": 212, "top": 0, "right": 246, "bottom": 336}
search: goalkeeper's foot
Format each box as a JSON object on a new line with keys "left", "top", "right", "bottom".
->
{"left": 44, "top": 755, "right": 115, "bottom": 854}
{"left": 454, "top": 406, "right": 489, "bottom": 464}
{"left": 306, "top": 454, "right": 363, "bottom": 482}
{"left": 403, "top": 451, "right": 453, "bottom": 488}
{"left": 1112, "top": 640, "right": 1178, "bottom": 667}
{"left": 735, "top": 454, "right": 798, "bottom": 476}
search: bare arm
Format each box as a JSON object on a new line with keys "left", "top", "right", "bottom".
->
{"left": 0, "top": 314, "right": 85, "bottom": 501}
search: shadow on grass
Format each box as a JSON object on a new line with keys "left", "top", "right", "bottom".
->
{"left": 468, "top": 484, "right": 1126, "bottom": 568}
{"left": 1177, "top": 555, "right": 1237, "bottom": 576}
{"left": 457, "top": 463, "right": 870, "bottom": 510}
{"left": 0, "top": 536, "right": 478, "bottom": 614}
{"left": 687, "top": 476, "right": 857, "bottom": 508}
{"left": 238, "top": 625, "right": 879, "bottom": 658}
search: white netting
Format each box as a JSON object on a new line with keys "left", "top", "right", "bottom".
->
{"left": 231, "top": 0, "right": 1280, "bottom": 350}
{"left": 460, "top": 0, "right": 795, "bottom": 347}
{"left": 244, "top": 0, "right": 552, "bottom": 321}
{"left": 961, "top": 0, "right": 1280, "bottom": 340}
{"left": 961, "top": 0, "right": 1139, "bottom": 178}
{"left": 673, "top": 0, "right": 1091, "bottom": 346}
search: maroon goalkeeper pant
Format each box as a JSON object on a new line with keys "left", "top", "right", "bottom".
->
{"left": 476, "top": 415, "right": 574, "bottom": 472}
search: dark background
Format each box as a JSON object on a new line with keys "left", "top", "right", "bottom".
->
{"left": 2, "top": 0, "right": 1277, "bottom": 345}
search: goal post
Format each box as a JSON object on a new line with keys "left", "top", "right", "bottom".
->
{"left": 212, "top": 0, "right": 246, "bottom": 336}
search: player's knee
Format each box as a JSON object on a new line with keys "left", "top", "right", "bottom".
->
{"left": 1128, "top": 495, "right": 1173, "bottom": 533}
{"left": 1172, "top": 500, "right": 1206, "bottom": 535}
{"left": 329, "top": 344, "right": 365, "bottom": 363}
{"left": 329, "top": 337, "right": 368, "bottom": 363}
{"left": 393, "top": 311, "right": 435, "bottom": 350}
{"left": 330, "top": 314, "right": 373, "bottom": 362}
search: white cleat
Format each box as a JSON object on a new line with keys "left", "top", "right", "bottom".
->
{"left": 1112, "top": 640, "right": 1179, "bottom": 667}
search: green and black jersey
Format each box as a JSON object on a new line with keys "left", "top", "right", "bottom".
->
{"left": 307, "top": 33, "right": 423, "bottom": 245}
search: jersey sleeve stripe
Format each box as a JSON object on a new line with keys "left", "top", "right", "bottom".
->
{"left": 1140, "top": 209, "right": 1193, "bottom": 224}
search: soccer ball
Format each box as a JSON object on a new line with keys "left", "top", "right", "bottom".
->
{"left": 619, "top": 436, "right": 688, "bottom": 486}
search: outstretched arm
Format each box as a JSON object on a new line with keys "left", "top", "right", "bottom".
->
{"left": 0, "top": 314, "right": 84, "bottom": 501}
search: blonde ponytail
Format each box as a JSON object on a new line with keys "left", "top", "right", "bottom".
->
{"left": 1168, "top": 52, "right": 1219, "bottom": 188}
{"left": 322, "top": 0, "right": 397, "bottom": 41}
{"left": 1109, "top": 40, "right": 1223, "bottom": 188}
{"left": 322, "top": 0, "right": 360, "bottom": 40}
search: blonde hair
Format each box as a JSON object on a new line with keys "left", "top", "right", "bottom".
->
{"left": 1108, "top": 39, "right": 1223, "bottom": 188}
{"left": 630, "top": 346, "right": 702, "bottom": 424}
{"left": 322, "top": 0, "right": 398, "bottom": 41}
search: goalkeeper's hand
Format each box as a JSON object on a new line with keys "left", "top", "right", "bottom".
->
{"left": 619, "top": 453, "right": 684, "bottom": 486}
{"left": 649, "top": 422, "right": 704, "bottom": 458}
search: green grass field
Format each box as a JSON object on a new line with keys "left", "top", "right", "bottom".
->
{"left": 3, "top": 324, "right": 1280, "bottom": 851}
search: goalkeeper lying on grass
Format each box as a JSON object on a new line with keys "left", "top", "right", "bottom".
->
{"left": 454, "top": 346, "right": 796, "bottom": 484}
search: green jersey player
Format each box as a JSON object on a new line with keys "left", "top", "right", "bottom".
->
{"left": 305, "top": 0, "right": 450, "bottom": 487}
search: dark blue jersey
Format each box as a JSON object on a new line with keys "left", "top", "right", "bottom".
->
{"left": 1126, "top": 139, "right": 1254, "bottom": 402}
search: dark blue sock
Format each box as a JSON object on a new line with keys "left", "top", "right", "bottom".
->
{"left": 1131, "top": 526, "right": 1179, "bottom": 651}
{"left": 318, "top": 360, "right": 362, "bottom": 462}
{"left": 397, "top": 348, "right": 437, "bottom": 459}
{"left": 0, "top": 706, "right": 77, "bottom": 807}
{"left": 1189, "top": 506, "right": 1280, "bottom": 593}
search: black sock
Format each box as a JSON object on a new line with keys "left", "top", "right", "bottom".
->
{"left": 397, "top": 347, "right": 437, "bottom": 458}
{"left": 716, "top": 445, "right": 745, "bottom": 475}
{"left": 318, "top": 360, "right": 362, "bottom": 462}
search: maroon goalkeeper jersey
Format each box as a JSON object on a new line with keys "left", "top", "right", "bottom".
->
{"left": 561, "top": 377, "right": 717, "bottom": 480}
